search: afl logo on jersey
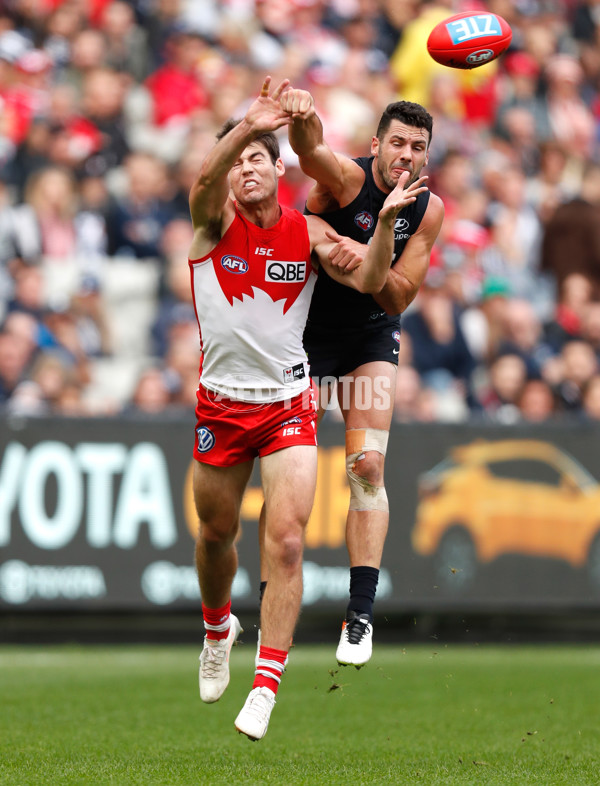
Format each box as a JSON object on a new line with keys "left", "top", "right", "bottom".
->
{"left": 354, "top": 211, "right": 374, "bottom": 231}
{"left": 221, "top": 255, "right": 248, "bottom": 274}
{"left": 392, "top": 330, "right": 401, "bottom": 344}
{"left": 196, "top": 426, "right": 216, "bottom": 453}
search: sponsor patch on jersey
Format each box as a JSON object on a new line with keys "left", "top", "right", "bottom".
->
{"left": 392, "top": 330, "right": 401, "bottom": 344}
{"left": 354, "top": 211, "right": 374, "bottom": 231}
{"left": 196, "top": 426, "right": 216, "bottom": 452}
{"left": 221, "top": 254, "right": 248, "bottom": 274}
{"left": 283, "top": 363, "right": 305, "bottom": 383}
{"left": 265, "top": 260, "right": 307, "bottom": 283}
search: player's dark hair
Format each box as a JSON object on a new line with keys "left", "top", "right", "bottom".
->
{"left": 376, "top": 101, "right": 433, "bottom": 145}
{"left": 216, "top": 119, "right": 280, "bottom": 164}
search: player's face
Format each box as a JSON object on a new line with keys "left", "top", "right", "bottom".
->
{"left": 229, "top": 142, "right": 283, "bottom": 205}
{"left": 372, "top": 121, "right": 430, "bottom": 192}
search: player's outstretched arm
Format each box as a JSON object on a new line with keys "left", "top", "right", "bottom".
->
{"left": 309, "top": 171, "right": 429, "bottom": 293}
{"left": 188, "top": 76, "right": 291, "bottom": 249}
{"left": 373, "top": 192, "right": 445, "bottom": 315}
{"left": 282, "top": 86, "right": 363, "bottom": 208}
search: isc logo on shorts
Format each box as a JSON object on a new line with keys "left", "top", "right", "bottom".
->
{"left": 196, "top": 426, "right": 216, "bottom": 452}
{"left": 265, "top": 261, "right": 306, "bottom": 282}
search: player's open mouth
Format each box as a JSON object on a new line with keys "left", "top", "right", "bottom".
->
{"left": 243, "top": 179, "right": 258, "bottom": 188}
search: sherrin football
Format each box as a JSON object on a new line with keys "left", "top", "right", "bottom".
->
{"left": 427, "top": 11, "right": 512, "bottom": 70}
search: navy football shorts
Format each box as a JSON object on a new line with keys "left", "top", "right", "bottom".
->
{"left": 304, "top": 319, "right": 401, "bottom": 381}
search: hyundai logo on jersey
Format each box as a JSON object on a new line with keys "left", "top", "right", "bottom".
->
{"left": 196, "top": 426, "right": 216, "bottom": 452}
{"left": 354, "top": 211, "right": 374, "bottom": 231}
{"left": 221, "top": 255, "right": 248, "bottom": 274}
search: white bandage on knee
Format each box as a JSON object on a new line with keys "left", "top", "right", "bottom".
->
{"left": 345, "top": 428, "right": 389, "bottom": 512}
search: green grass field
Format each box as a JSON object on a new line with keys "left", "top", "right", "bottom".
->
{"left": 2, "top": 640, "right": 599, "bottom": 785}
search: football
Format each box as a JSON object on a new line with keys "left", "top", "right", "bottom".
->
{"left": 426, "top": 11, "right": 512, "bottom": 70}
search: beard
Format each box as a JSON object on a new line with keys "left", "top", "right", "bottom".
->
{"left": 377, "top": 159, "right": 420, "bottom": 191}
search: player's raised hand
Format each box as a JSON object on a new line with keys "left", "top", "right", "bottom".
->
{"left": 245, "top": 76, "right": 292, "bottom": 133}
{"left": 379, "top": 172, "right": 429, "bottom": 223}
{"left": 279, "top": 87, "right": 316, "bottom": 120}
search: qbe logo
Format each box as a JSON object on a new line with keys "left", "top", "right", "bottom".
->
{"left": 265, "top": 261, "right": 306, "bottom": 282}
{"left": 196, "top": 427, "right": 216, "bottom": 453}
{"left": 221, "top": 255, "right": 248, "bottom": 274}
{"left": 466, "top": 49, "right": 494, "bottom": 65}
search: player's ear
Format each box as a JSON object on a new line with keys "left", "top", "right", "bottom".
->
{"left": 275, "top": 157, "right": 285, "bottom": 178}
{"left": 370, "top": 136, "right": 379, "bottom": 157}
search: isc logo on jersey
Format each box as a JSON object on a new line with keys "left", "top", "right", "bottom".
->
{"left": 265, "top": 261, "right": 306, "bottom": 282}
{"left": 221, "top": 255, "right": 248, "bottom": 274}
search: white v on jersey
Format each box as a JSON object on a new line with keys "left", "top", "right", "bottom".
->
{"left": 190, "top": 205, "right": 317, "bottom": 403}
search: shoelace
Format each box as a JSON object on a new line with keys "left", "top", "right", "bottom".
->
{"left": 345, "top": 618, "right": 370, "bottom": 645}
{"left": 201, "top": 644, "right": 227, "bottom": 678}
{"left": 244, "top": 690, "right": 274, "bottom": 721}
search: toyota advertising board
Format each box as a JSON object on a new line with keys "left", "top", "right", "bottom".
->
{"left": 1, "top": 416, "right": 600, "bottom": 612}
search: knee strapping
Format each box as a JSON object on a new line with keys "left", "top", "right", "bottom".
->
{"left": 345, "top": 428, "right": 389, "bottom": 512}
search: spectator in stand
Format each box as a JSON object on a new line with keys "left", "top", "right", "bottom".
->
{"left": 495, "top": 51, "right": 549, "bottom": 147}
{"left": 144, "top": 23, "right": 210, "bottom": 131}
{"left": 517, "top": 378, "right": 557, "bottom": 422}
{"left": 0, "top": 165, "right": 107, "bottom": 267}
{"left": 582, "top": 375, "right": 600, "bottom": 421}
{"left": 540, "top": 164, "right": 600, "bottom": 299}
{"left": 479, "top": 352, "right": 528, "bottom": 423}
{"left": 483, "top": 163, "right": 548, "bottom": 316}
{"left": 498, "top": 298, "right": 554, "bottom": 380}
{"left": 543, "top": 272, "right": 593, "bottom": 353}
{"left": 79, "top": 67, "right": 130, "bottom": 177}
{"left": 580, "top": 302, "right": 600, "bottom": 362}
{"left": 151, "top": 219, "right": 196, "bottom": 356}
{"left": 0, "top": 316, "right": 37, "bottom": 402}
{"left": 525, "top": 140, "right": 576, "bottom": 225}
{"left": 106, "top": 151, "right": 175, "bottom": 259}
{"left": 546, "top": 339, "right": 599, "bottom": 413}
{"left": 543, "top": 54, "right": 595, "bottom": 165}
{"left": 393, "top": 364, "right": 437, "bottom": 424}
{"left": 99, "top": 0, "right": 150, "bottom": 83}
{"left": 460, "top": 276, "right": 511, "bottom": 366}
{"left": 402, "top": 269, "right": 477, "bottom": 410}
{"left": 125, "top": 365, "right": 172, "bottom": 415}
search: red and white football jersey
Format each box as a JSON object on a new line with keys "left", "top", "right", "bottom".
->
{"left": 190, "top": 205, "right": 317, "bottom": 402}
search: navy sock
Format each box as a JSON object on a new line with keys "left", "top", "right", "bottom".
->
{"left": 347, "top": 566, "right": 379, "bottom": 620}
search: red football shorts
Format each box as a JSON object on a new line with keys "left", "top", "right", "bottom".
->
{"left": 193, "top": 382, "right": 318, "bottom": 466}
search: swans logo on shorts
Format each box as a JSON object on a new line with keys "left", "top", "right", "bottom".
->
{"left": 196, "top": 426, "right": 216, "bottom": 453}
{"left": 221, "top": 255, "right": 248, "bottom": 274}
{"left": 354, "top": 211, "right": 374, "bottom": 231}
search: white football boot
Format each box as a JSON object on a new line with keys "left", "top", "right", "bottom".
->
{"left": 335, "top": 611, "right": 373, "bottom": 668}
{"left": 234, "top": 686, "right": 276, "bottom": 741}
{"left": 199, "top": 614, "right": 242, "bottom": 703}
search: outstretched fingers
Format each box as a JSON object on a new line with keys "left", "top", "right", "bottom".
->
{"left": 259, "top": 76, "right": 291, "bottom": 101}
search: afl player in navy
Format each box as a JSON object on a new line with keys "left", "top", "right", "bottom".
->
{"left": 276, "top": 86, "right": 445, "bottom": 667}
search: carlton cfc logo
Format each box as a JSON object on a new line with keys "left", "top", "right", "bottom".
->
{"left": 221, "top": 255, "right": 248, "bottom": 274}
{"left": 354, "top": 211, "right": 374, "bottom": 231}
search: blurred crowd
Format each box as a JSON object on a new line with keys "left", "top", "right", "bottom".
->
{"left": 0, "top": 0, "right": 600, "bottom": 423}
